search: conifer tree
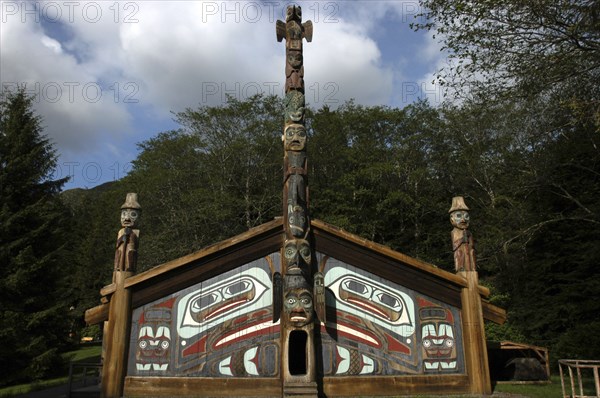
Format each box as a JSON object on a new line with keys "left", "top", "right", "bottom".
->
{"left": 0, "top": 88, "right": 70, "bottom": 385}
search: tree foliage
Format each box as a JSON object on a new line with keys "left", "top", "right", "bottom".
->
{"left": 120, "top": 95, "right": 283, "bottom": 269}
{"left": 0, "top": 89, "right": 71, "bottom": 385}
{"left": 411, "top": 0, "right": 600, "bottom": 360}
{"left": 412, "top": 0, "right": 600, "bottom": 126}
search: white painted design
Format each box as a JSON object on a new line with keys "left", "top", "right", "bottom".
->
{"left": 336, "top": 346, "right": 350, "bottom": 375}
{"left": 177, "top": 267, "right": 272, "bottom": 339}
{"left": 360, "top": 354, "right": 375, "bottom": 374}
{"left": 218, "top": 357, "right": 233, "bottom": 376}
{"left": 244, "top": 347, "right": 259, "bottom": 375}
{"left": 325, "top": 266, "right": 415, "bottom": 337}
{"left": 214, "top": 320, "right": 278, "bottom": 347}
{"left": 325, "top": 322, "right": 379, "bottom": 346}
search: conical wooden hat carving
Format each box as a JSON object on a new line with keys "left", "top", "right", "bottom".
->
{"left": 121, "top": 193, "right": 141, "bottom": 209}
{"left": 449, "top": 196, "right": 469, "bottom": 213}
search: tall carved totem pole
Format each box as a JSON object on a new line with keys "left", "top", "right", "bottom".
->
{"left": 276, "top": 6, "right": 320, "bottom": 398}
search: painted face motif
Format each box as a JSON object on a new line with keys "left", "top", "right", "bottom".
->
{"left": 284, "top": 288, "right": 314, "bottom": 327}
{"left": 419, "top": 302, "right": 458, "bottom": 372}
{"left": 136, "top": 307, "right": 171, "bottom": 372}
{"left": 284, "top": 124, "right": 307, "bottom": 151}
{"left": 121, "top": 208, "right": 139, "bottom": 228}
{"left": 421, "top": 323, "right": 457, "bottom": 371}
{"left": 450, "top": 211, "right": 469, "bottom": 230}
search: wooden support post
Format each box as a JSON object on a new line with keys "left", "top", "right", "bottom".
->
{"left": 101, "top": 271, "right": 132, "bottom": 398}
{"left": 101, "top": 193, "right": 141, "bottom": 398}
{"left": 460, "top": 270, "right": 492, "bottom": 395}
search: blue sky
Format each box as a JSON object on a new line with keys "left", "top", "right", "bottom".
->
{"left": 1, "top": 0, "right": 447, "bottom": 190}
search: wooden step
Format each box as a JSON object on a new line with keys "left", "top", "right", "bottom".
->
{"left": 283, "top": 381, "right": 318, "bottom": 398}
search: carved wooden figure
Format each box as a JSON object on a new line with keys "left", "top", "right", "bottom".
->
{"left": 449, "top": 196, "right": 476, "bottom": 272}
{"left": 114, "top": 193, "right": 141, "bottom": 275}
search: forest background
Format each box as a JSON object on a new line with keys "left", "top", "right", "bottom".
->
{"left": 1, "top": 0, "right": 599, "bottom": 386}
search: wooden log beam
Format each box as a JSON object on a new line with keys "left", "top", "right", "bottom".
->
{"left": 84, "top": 303, "right": 109, "bottom": 325}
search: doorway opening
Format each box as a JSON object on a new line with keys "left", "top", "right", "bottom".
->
{"left": 288, "top": 330, "right": 307, "bottom": 375}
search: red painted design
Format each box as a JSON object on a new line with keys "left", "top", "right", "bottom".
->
{"left": 212, "top": 322, "right": 280, "bottom": 349}
{"left": 182, "top": 335, "right": 207, "bottom": 357}
{"left": 418, "top": 297, "right": 436, "bottom": 308}
{"left": 345, "top": 314, "right": 362, "bottom": 324}
{"left": 385, "top": 333, "right": 411, "bottom": 354}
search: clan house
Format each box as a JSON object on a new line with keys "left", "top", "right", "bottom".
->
{"left": 85, "top": 6, "right": 506, "bottom": 397}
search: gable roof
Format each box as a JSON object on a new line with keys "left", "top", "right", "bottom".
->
{"left": 85, "top": 218, "right": 506, "bottom": 325}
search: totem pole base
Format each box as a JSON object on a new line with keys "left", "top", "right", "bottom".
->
{"left": 101, "top": 271, "right": 132, "bottom": 398}
{"left": 283, "top": 381, "right": 318, "bottom": 398}
{"left": 459, "top": 270, "right": 492, "bottom": 395}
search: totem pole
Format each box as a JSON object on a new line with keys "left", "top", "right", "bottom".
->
{"left": 449, "top": 196, "right": 491, "bottom": 394}
{"left": 276, "top": 7, "right": 320, "bottom": 397}
{"left": 449, "top": 196, "right": 475, "bottom": 272}
{"left": 102, "top": 193, "right": 141, "bottom": 398}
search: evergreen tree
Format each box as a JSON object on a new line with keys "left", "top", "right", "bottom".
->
{"left": 0, "top": 88, "right": 71, "bottom": 385}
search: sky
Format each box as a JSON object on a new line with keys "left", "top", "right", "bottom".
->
{"left": 1, "top": 0, "right": 448, "bottom": 190}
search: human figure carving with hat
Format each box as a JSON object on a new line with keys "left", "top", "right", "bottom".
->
{"left": 449, "top": 196, "right": 476, "bottom": 272}
{"left": 114, "top": 193, "right": 141, "bottom": 278}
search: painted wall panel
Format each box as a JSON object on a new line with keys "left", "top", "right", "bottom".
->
{"left": 128, "top": 254, "right": 281, "bottom": 377}
{"left": 317, "top": 254, "right": 465, "bottom": 376}
{"left": 126, "top": 251, "right": 465, "bottom": 379}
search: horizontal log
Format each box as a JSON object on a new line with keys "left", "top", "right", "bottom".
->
{"left": 124, "top": 375, "right": 471, "bottom": 397}
{"left": 482, "top": 300, "right": 507, "bottom": 324}
{"left": 124, "top": 377, "right": 281, "bottom": 397}
{"left": 322, "top": 374, "right": 471, "bottom": 396}
{"left": 85, "top": 303, "right": 109, "bottom": 325}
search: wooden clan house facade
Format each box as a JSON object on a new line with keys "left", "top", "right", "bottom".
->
{"left": 85, "top": 6, "right": 506, "bottom": 397}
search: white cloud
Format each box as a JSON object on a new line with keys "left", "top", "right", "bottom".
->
{"left": 1, "top": 7, "right": 132, "bottom": 157}
{"left": 1, "top": 0, "right": 446, "bottom": 187}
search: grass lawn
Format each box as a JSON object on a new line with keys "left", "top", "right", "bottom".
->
{"left": 492, "top": 376, "right": 563, "bottom": 397}
{"left": 0, "top": 344, "right": 101, "bottom": 397}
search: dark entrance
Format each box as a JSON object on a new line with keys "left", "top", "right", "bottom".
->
{"left": 288, "top": 330, "right": 307, "bottom": 375}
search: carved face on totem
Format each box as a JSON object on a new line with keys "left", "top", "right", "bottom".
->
{"left": 450, "top": 210, "right": 470, "bottom": 230}
{"left": 284, "top": 239, "right": 311, "bottom": 274}
{"left": 284, "top": 287, "right": 314, "bottom": 327}
{"left": 288, "top": 204, "right": 307, "bottom": 237}
{"left": 121, "top": 208, "right": 140, "bottom": 228}
{"left": 285, "top": 91, "right": 305, "bottom": 123}
{"left": 287, "top": 51, "right": 303, "bottom": 69}
{"left": 284, "top": 124, "right": 307, "bottom": 151}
